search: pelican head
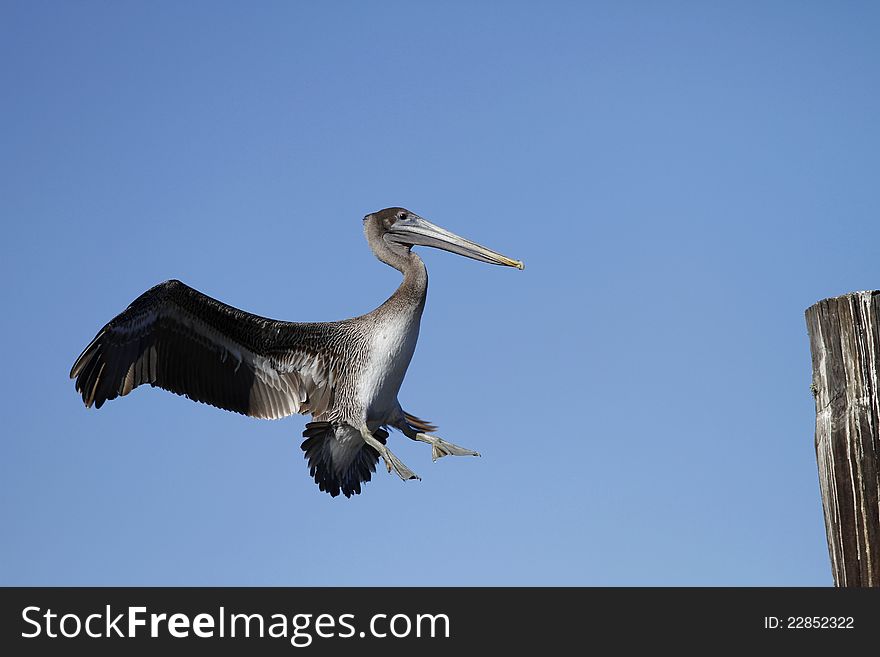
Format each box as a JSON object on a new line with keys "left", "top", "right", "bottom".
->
{"left": 364, "top": 207, "right": 524, "bottom": 270}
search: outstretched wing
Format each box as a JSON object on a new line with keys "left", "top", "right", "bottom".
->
{"left": 70, "top": 279, "right": 340, "bottom": 419}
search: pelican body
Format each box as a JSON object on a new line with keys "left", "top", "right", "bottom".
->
{"left": 71, "top": 208, "right": 523, "bottom": 497}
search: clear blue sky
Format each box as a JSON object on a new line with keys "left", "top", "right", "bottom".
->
{"left": 2, "top": 1, "right": 878, "bottom": 585}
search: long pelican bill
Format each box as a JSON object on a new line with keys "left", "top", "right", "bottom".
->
{"left": 386, "top": 214, "right": 525, "bottom": 270}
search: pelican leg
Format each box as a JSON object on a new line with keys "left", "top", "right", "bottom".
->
{"left": 413, "top": 432, "right": 481, "bottom": 462}
{"left": 359, "top": 427, "right": 420, "bottom": 482}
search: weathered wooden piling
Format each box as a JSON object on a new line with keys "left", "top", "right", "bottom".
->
{"left": 805, "top": 291, "right": 880, "bottom": 586}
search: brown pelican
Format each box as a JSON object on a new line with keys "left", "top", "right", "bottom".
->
{"left": 70, "top": 208, "right": 523, "bottom": 497}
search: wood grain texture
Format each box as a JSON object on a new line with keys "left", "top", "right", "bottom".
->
{"left": 806, "top": 291, "right": 880, "bottom": 586}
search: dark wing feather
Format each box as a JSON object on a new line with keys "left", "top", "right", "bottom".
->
{"left": 70, "top": 279, "right": 340, "bottom": 419}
